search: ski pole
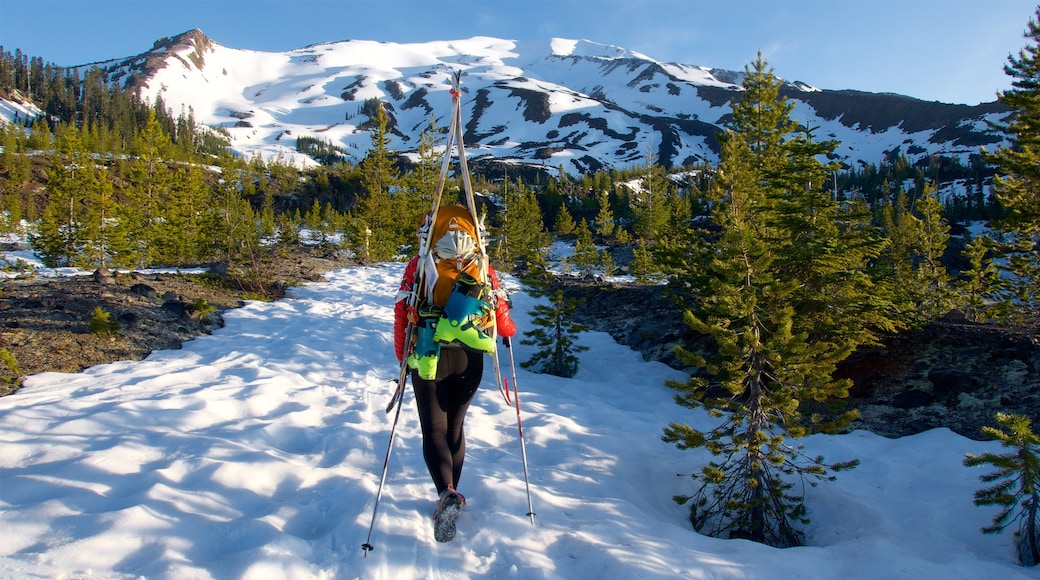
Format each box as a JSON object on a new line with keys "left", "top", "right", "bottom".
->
{"left": 385, "top": 324, "right": 414, "bottom": 413}
{"left": 503, "top": 337, "right": 536, "bottom": 524}
{"left": 362, "top": 372, "right": 408, "bottom": 555}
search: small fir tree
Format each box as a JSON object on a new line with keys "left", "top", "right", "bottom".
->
{"left": 351, "top": 101, "right": 402, "bottom": 262}
{"left": 553, "top": 203, "right": 576, "bottom": 237}
{"left": 599, "top": 248, "right": 616, "bottom": 275}
{"left": 592, "top": 190, "right": 616, "bottom": 238}
{"left": 0, "top": 348, "right": 23, "bottom": 396}
{"left": 498, "top": 180, "right": 549, "bottom": 270}
{"left": 964, "top": 413, "right": 1040, "bottom": 566}
{"left": 571, "top": 219, "right": 600, "bottom": 275}
{"left": 88, "top": 306, "right": 121, "bottom": 338}
{"left": 630, "top": 239, "right": 658, "bottom": 284}
{"left": 956, "top": 235, "right": 1004, "bottom": 322}
{"left": 520, "top": 277, "right": 590, "bottom": 378}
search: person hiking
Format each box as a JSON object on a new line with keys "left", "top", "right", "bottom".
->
{"left": 392, "top": 204, "right": 517, "bottom": 542}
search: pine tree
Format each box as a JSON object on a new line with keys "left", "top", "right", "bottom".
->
{"left": 981, "top": 7, "right": 1040, "bottom": 328}
{"left": 629, "top": 239, "right": 659, "bottom": 284}
{"left": 553, "top": 203, "right": 576, "bottom": 237}
{"left": 88, "top": 306, "right": 120, "bottom": 338}
{"left": 592, "top": 189, "right": 615, "bottom": 238}
{"left": 956, "top": 235, "right": 1003, "bottom": 322}
{"left": 122, "top": 110, "right": 176, "bottom": 268}
{"left": 31, "top": 124, "right": 85, "bottom": 267}
{"left": 399, "top": 115, "right": 447, "bottom": 255}
{"left": 203, "top": 156, "right": 267, "bottom": 292}
{"left": 571, "top": 219, "right": 599, "bottom": 275}
{"left": 878, "top": 184, "right": 954, "bottom": 326}
{"left": 663, "top": 54, "right": 862, "bottom": 548}
{"left": 964, "top": 413, "right": 1040, "bottom": 566}
{"left": 520, "top": 268, "right": 590, "bottom": 378}
{"left": 352, "top": 101, "right": 401, "bottom": 262}
{"left": 911, "top": 184, "right": 954, "bottom": 319}
{"left": 630, "top": 144, "right": 672, "bottom": 242}
{"left": 497, "top": 179, "right": 548, "bottom": 271}
{"left": 76, "top": 163, "right": 125, "bottom": 269}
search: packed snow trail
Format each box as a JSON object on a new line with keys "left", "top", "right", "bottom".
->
{"left": 0, "top": 264, "right": 1032, "bottom": 579}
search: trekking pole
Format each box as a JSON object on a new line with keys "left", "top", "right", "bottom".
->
{"left": 362, "top": 371, "right": 409, "bottom": 555}
{"left": 503, "top": 337, "right": 536, "bottom": 524}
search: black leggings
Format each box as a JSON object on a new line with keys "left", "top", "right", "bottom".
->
{"left": 411, "top": 347, "right": 484, "bottom": 494}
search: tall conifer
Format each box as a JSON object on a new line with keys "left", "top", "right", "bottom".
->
{"left": 663, "top": 54, "right": 866, "bottom": 548}
{"left": 981, "top": 7, "right": 1040, "bottom": 327}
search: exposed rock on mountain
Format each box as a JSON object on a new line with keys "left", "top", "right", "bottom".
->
{"left": 82, "top": 29, "right": 1010, "bottom": 177}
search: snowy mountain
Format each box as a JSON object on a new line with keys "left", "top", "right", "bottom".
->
{"left": 89, "top": 29, "right": 1010, "bottom": 176}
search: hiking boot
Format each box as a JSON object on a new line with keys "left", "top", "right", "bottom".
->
{"left": 432, "top": 488, "right": 465, "bottom": 543}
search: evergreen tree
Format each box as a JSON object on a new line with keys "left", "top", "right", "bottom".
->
{"left": 497, "top": 179, "right": 548, "bottom": 271}
{"left": 352, "top": 101, "right": 401, "bottom": 262}
{"left": 630, "top": 239, "right": 659, "bottom": 284}
{"left": 956, "top": 235, "right": 1003, "bottom": 322}
{"left": 599, "top": 247, "right": 616, "bottom": 275}
{"left": 663, "top": 54, "right": 862, "bottom": 548}
{"left": 592, "top": 189, "right": 616, "bottom": 238}
{"left": 76, "top": 163, "right": 127, "bottom": 269}
{"left": 964, "top": 413, "right": 1040, "bottom": 566}
{"left": 398, "top": 115, "right": 446, "bottom": 254}
{"left": 31, "top": 124, "right": 85, "bottom": 267}
{"left": 630, "top": 144, "right": 672, "bottom": 242}
{"left": 520, "top": 269, "right": 590, "bottom": 378}
{"left": 553, "top": 203, "right": 576, "bottom": 237}
{"left": 203, "top": 156, "right": 267, "bottom": 292}
{"left": 981, "top": 7, "right": 1040, "bottom": 328}
{"left": 910, "top": 184, "right": 954, "bottom": 320}
{"left": 571, "top": 219, "right": 599, "bottom": 275}
{"left": 0, "top": 123, "right": 30, "bottom": 229}
{"left": 122, "top": 110, "right": 176, "bottom": 268}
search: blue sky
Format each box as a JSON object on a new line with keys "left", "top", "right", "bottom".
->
{"left": 1, "top": 0, "right": 1036, "bottom": 105}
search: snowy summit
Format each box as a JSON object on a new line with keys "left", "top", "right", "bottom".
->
{"left": 66, "top": 29, "right": 1011, "bottom": 176}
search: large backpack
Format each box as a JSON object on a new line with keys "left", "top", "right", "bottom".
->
{"left": 410, "top": 205, "right": 496, "bottom": 374}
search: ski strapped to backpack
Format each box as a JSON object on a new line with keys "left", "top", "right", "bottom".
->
{"left": 382, "top": 73, "right": 464, "bottom": 414}
{"left": 365, "top": 71, "right": 533, "bottom": 555}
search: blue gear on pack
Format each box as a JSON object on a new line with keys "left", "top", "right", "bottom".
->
{"left": 408, "top": 306, "right": 442, "bottom": 380}
{"left": 433, "top": 274, "right": 495, "bottom": 352}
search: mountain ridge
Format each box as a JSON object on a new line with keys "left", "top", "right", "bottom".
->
{"left": 83, "top": 28, "right": 1011, "bottom": 176}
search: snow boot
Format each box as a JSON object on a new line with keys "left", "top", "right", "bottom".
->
{"left": 433, "top": 488, "right": 465, "bottom": 543}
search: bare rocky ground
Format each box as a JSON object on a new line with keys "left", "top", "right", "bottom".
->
{"left": 0, "top": 245, "right": 356, "bottom": 395}
{"left": 3, "top": 248, "right": 1038, "bottom": 442}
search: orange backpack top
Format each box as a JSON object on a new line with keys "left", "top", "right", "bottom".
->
{"left": 421, "top": 205, "right": 487, "bottom": 308}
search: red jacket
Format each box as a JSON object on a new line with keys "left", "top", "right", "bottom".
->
{"left": 394, "top": 256, "right": 516, "bottom": 362}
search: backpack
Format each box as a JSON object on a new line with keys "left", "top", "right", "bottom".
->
{"left": 410, "top": 205, "right": 496, "bottom": 370}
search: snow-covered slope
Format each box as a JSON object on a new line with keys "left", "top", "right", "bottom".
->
{"left": 0, "top": 260, "right": 1034, "bottom": 579}
{"left": 70, "top": 30, "right": 1015, "bottom": 174}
